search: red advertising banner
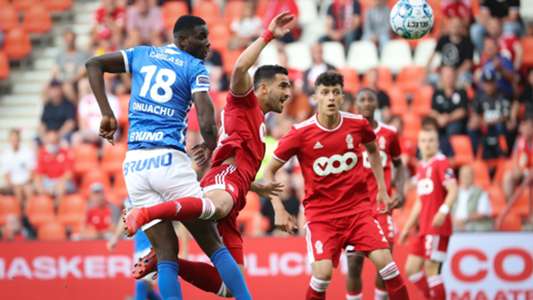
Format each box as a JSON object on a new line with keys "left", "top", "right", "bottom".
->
{"left": 1, "top": 233, "right": 532, "bottom": 300}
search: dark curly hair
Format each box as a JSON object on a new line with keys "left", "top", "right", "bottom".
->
{"left": 314, "top": 71, "right": 344, "bottom": 88}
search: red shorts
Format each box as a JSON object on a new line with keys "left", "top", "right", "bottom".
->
{"left": 200, "top": 164, "right": 249, "bottom": 265}
{"left": 410, "top": 234, "right": 450, "bottom": 262}
{"left": 305, "top": 213, "right": 389, "bottom": 267}
{"left": 376, "top": 213, "right": 395, "bottom": 246}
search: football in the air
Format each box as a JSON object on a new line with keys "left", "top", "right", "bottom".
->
{"left": 389, "top": 0, "right": 434, "bottom": 39}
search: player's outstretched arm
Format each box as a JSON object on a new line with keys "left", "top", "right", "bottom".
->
{"left": 192, "top": 92, "right": 217, "bottom": 152}
{"left": 264, "top": 158, "right": 298, "bottom": 233}
{"left": 365, "top": 141, "right": 392, "bottom": 212}
{"left": 399, "top": 197, "right": 422, "bottom": 244}
{"left": 230, "top": 12, "right": 294, "bottom": 95}
{"left": 432, "top": 179, "right": 458, "bottom": 228}
{"left": 392, "top": 159, "right": 408, "bottom": 208}
{"left": 85, "top": 52, "right": 126, "bottom": 144}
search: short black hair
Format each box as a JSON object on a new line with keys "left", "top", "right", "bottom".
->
{"left": 421, "top": 116, "right": 438, "bottom": 130}
{"left": 314, "top": 71, "right": 343, "bottom": 88}
{"left": 173, "top": 15, "right": 206, "bottom": 36}
{"left": 356, "top": 87, "right": 378, "bottom": 100}
{"left": 253, "top": 65, "right": 288, "bottom": 90}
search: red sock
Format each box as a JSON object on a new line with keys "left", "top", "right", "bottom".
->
{"left": 177, "top": 258, "right": 225, "bottom": 295}
{"left": 428, "top": 276, "right": 446, "bottom": 300}
{"left": 143, "top": 197, "right": 210, "bottom": 222}
{"left": 379, "top": 262, "right": 409, "bottom": 300}
{"left": 409, "top": 271, "right": 430, "bottom": 299}
{"left": 306, "top": 277, "right": 329, "bottom": 300}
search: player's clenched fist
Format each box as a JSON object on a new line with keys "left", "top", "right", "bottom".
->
{"left": 99, "top": 114, "right": 118, "bottom": 145}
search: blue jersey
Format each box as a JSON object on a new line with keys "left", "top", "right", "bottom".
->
{"left": 121, "top": 44, "right": 210, "bottom": 151}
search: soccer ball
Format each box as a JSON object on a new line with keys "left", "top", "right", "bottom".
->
{"left": 389, "top": 0, "right": 434, "bottom": 39}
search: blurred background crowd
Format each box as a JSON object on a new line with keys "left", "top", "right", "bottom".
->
{"left": 0, "top": 0, "right": 532, "bottom": 243}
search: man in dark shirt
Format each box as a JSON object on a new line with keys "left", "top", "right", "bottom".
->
{"left": 320, "top": 0, "right": 362, "bottom": 50}
{"left": 520, "top": 69, "right": 533, "bottom": 119}
{"left": 428, "top": 17, "right": 474, "bottom": 85}
{"left": 431, "top": 66, "right": 469, "bottom": 156}
{"left": 469, "top": 70, "right": 513, "bottom": 159}
{"left": 39, "top": 80, "right": 76, "bottom": 142}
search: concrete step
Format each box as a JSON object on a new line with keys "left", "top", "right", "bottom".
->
{"left": 10, "top": 70, "right": 50, "bottom": 83}
{"left": 72, "top": 23, "right": 92, "bottom": 36}
{"left": 74, "top": 12, "right": 93, "bottom": 24}
{"left": 34, "top": 58, "right": 55, "bottom": 70}
{"left": 0, "top": 118, "right": 39, "bottom": 130}
{"left": 74, "top": 1, "right": 100, "bottom": 15}
{"left": 0, "top": 104, "right": 42, "bottom": 118}
{"left": 0, "top": 94, "right": 41, "bottom": 106}
{"left": 12, "top": 82, "right": 44, "bottom": 94}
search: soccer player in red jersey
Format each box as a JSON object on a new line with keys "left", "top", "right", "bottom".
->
{"left": 122, "top": 12, "right": 295, "bottom": 297}
{"left": 399, "top": 126, "right": 458, "bottom": 300}
{"left": 344, "top": 88, "right": 408, "bottom": 300}
{"left": 265, "top": 72, "right": 409, "bottom": 300}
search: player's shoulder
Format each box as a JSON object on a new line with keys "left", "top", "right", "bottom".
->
{"left": 432, "top": 153, "right": 450, "bottom": 165}
{"left": 340, "top": 111, "right": 364, "bottom": 121}
{"left": 377, "top": 122, "right": 398, "bottom": 134}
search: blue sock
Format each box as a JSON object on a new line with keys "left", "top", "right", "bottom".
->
{"left": 157, "top": 260, "right": 182, "bottom": 300}
{"left": 135, "top": 280, "right": 148, "bottom": 300}
{"left": 147, "top": 289, "right": 162, "bottom": 300}
{"left": 210, "top": 247, "right": 251, "bottom": 300}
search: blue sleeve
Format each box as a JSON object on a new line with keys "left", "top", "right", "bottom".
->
{"left": 189, "top": 60, "right": 210, "bottom": 94}
{"left": 120, "top": 47, "right": 136, "bottom": 73}
{"left": 502, "top": 57, "right": 514, "bottom": 72}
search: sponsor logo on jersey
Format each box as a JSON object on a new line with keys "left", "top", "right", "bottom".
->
{"left": 123, "top": 152, "right": 173, "bottom": 175}
{"left": 149, "top": 51, "right": 184, "bottom": 66}
{"left": 417, "top": 178, "right": 434, "bottom": 196}
{"left": 312, "top": 152, "right": 358, "bottom": 176}
{"left": 313, "top": 141, "right": 323, "bottom": 149}
{"left": 129, "top": 131, "right": 165, "bottom": 142}
{"left": 379, "top": 136, "right": 386, "bottom": 149}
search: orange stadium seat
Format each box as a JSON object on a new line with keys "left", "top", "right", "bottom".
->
{"left": 4, "top": 27, "right": 32, "bottom": 61}
{"left": 25, "top": 195, "right": 55, "bottom": 227}
{"left": 224, "top": 0, "right": 245, "bottom": 25}
{"left": 396, "top": 66, "right": 426, "bottom": 95}
{"left": 363, "top": 67, "right": 393, "bottom": 91}
{"left": 43, "top": 0, "right": 73, "bottom": 12}
{"left": 23, "top": 4, "right": 52, "bottom": 35}
{"left": 222, "top": 49, "right": 241, "bottom": 74}
{"left": 339, "top": 68, "right": 359, "bottom": 94}
{"left": 162, "top": 1, "right": 188, "bottom": 31}
{"left": 81, "top": 169, "right": 111, "bottom": 196}
{"left": 402, "top": 112, "right": 421, "bottom": 140}
{"left": 0, "top": 195, "right": 21, "bottom": 225}
{"left": 38, "top": 221, "right": 67, "bottom": 241}
{"left": 57, "top": 194, "right": 87, "bottom": 228}
{"left": 521, "top": 37, "right": 533, "bottom": 67}
{"left": 237, "top": 192, "right": 268, "bottom": 236}
{"left": 450, "top": 135, "right": 474, "bottom": 165}
{"left": 73, "top": 144, "right": 99, "bottom": 175}
{"left": 499, "top": 212, "right": 522, "bottom": 231}
{"left": 209, "top": 23, "right": 230, "bottom": 51}
{"left": 411, "top": 84, "right": 433, "bottom": 115}
{"left": 193, "top": 0, "right": 221, "bottom": 27}
{"left": 493, "top": 159, "right": 513, "bottom": 185}
{"left": 472, "top": 160, "right": 490, "bottom": 188}
{"left": 0, "top": 5, "right": 20, "bottom": 32}
{"left": 256, "top": 0, "right": 269, "bottom": 17}
{"left": 511, "top": 188, "right": 531, "bottom": 217}
{"left": 12, "top": 0, "right": 34, "bottom": 13}
{"left": 101, "top": 142, "right": 127, "bottom": 176}
{"left": 388, "top": 86, "right": 408, "bottom": 115}
{"left": 487, "top": 185, "right": 506, "bottom": 217}
{"left": 0, "top": 51, "right": 10, "bottom": 80}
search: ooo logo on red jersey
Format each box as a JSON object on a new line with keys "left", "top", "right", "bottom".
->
{"left": 417, "top": 178, "right": 434, "bottom": 195}
{"left": 313, "top": 151, "right": 358, "bottom": 176}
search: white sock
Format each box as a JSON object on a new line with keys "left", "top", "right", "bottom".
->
{"left": 310, "top": 276, "right": 330, "bottom": 293}
{"left": 375, "top": 288, "right": 388, "bottom": 300}
{"left": 199, "top": 197, "right": 216, "bottom": 220}
{"left": 346, "top": 293, "right": 362, "bottom": 300}
{"left": 378, "top": 262, "right": 400, "bottom": 280}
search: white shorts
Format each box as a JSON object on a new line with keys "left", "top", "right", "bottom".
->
{"left": 123, "top": 148, "right": 202, "bottom": 229}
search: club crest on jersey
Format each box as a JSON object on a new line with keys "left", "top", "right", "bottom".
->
{"left": 346, "top": 134, "right": 354, "bottom": 149}
{"left": 379, "top": 136, "right": 386, "bottom": 149}
{"left": 313, "top": 141, "right": 323, "bottom": 149}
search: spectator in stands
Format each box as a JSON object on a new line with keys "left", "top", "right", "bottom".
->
{"left": 39, "top": 80, "right": 76, "bottom": 143}
{"left": 428, "top": 17, "right": 474, "bottom": 85}
{"left": 93, "top": 0, "right": 126, "bottom": 43}
{"left": 320, "top": 0, "right": 362, "bottom": 50}
{"left": 1, "top": 129, "right": 35, "bottom": 207}
{"left": 520, "top": 69, "right": 533, "bottom": 119}
{"left": 441, "top": 0, "right": 472, "bottom": 24}
{"left": 469, "top": 70, "right": 513, "bottom": 159}
{"left": 453, "top": 165, "right": 494, "bottom": 231}
{"left": 362, "top": 0, "right": 390, "bottom": 50}
{"left": 486, "top": 17, "right": 523, "bottom": 70}
{"left": 84, "top": 182, "right": 120, "bottom": 239}
{"left": 204, "top": 49, "right": 228, "bottom": 92}
{"left": 34, "top": 130, "right": 75, "bottom": 204}
{"left": 229, "top": 1, "right": 262, "bottom": 50}
{"left": 364, "top": 68, "right": 391, "bottom": 123}
{"left": 263, "top": 0, "right": 300, "bottom": 43}
{"left": 53, "top": 30, "right": 90, "bottom": 101}
{"left": 470, "top": 0, "right": 522, "bottom": 53}
{"left": 430, "top": 66, "right": 469, "bottom": 156}
{"left": 126, "top": 0, "right": 164, "bottom": 45}
{"left": 503, "top": 117, "right": 533, "bottom": 202}
{"left": 478, "top": 37, "right": 515, "bottom": 98}
{"left": 302, "top": 43, "right": 335, "bottom": 96}
{"left": 73, "top": 78, "right": 120, "bottom": 145}
{"left": 0, "top": 214, "right": 36, "bottom": 241}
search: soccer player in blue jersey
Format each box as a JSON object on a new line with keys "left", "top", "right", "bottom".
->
{"left": 85, "top": 15, "right": 251, "bottom": 300}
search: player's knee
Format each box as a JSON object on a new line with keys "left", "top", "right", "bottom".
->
{"left": 347, "top": 254, "right": 364, "bottom": 279}
{"left": 368, "top": 248, "right": 394, "bottom": 271}
{"left": 205, "top": 190, "right": 234, "bottom": 220}
{"left": 312, "top": 262, "right": 333, "bottom": 281}
{"left": 424, "top": 260, "right": 441, "bottom": 276}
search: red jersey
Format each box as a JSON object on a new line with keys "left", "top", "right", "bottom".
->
{"left": 441, "top": 1, "right": 471, "bottom": 21}
{"left": 361, "top": 122, "right": 402, "bottom": 212}
{"left": 86, "top": 206, "right": 112, "bottom": 232}
{"left": 499, "top": 34, "right": 519, "bottom": 66}
{"left": 513, "top": 136, "right": 533, "bottom": 169}
{"left": 274, "top": 112, "right": 376, "bottom": 222}
{"left": 415, "top": 153, "right": 455, "bottom": 236}
{"left": 36, "top": 147, "right": 73, "bottom": 179}
{"left": 211, "top": 89, "right": 266, "bottom": 186}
